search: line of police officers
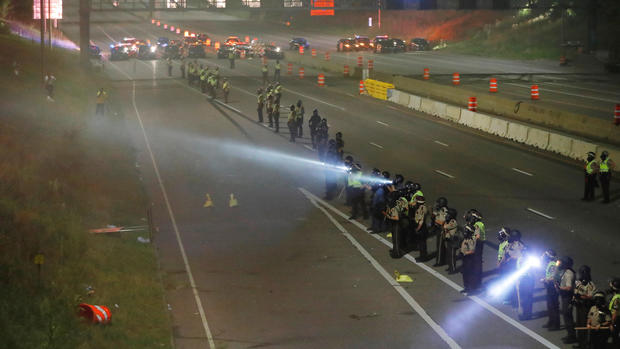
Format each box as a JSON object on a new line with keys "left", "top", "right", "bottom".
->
{"left": 183, "top": 60, "right": 231, "bottom": 102}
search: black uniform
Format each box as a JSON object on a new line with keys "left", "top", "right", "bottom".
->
{"left": 308, "top": 111, "right": 321, "bottom": 149}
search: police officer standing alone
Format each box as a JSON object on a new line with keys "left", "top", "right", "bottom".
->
{"left": 95, "top": 88, "right": 108, "bottom": 116}
{"left": 222, "top": 78, "right": 231, "bottom": 103}
{"left": 557, "top": 256, "right": 577, "bottom": 344}
{"left": 599, "top": 150, "right": 615, "bottom": 203}
{"left": 166, "top": 57, "right": 173, "bottom": 76}
{"left": 582, "top": 151, "right": 599, "bottom": 201}
{"left": 228, "top": 50, "right": 235, "bottom": 69}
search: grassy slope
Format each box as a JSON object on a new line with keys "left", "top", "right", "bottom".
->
{"left": 0, "top": 34, "right": 171, "bottom": 349}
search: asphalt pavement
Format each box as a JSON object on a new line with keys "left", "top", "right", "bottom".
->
{"left": 56, "top": 8, "right": 620, "bottom": 349}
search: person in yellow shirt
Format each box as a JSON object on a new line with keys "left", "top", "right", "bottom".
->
{"left": 96, "top": 88, "right": 108, "bottom": 116}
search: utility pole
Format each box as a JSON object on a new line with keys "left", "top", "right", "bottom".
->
{"left": 79, "top": 0, "right": 91, "bottom": 68}
{"left": 40, "top": 0, "right": 45, "bottom": 82}
{"left": 48, "top": 0, "right": 52, "bottom": 50}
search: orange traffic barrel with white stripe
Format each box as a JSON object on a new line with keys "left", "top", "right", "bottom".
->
{"left": 245, "top": 36, "right": 250, "bottom": 43}
{"left": 489, "top": 78, "right": 498, "bottom": 93}
{"left": 176, "top": 28, "right": 181, "bottom": 34}
{"left": 423, "top": 68, "right": 430, "bottom": 80}
{"left": 344, "top": 65, "right": 349, "bottom": 77}
{"left": 368, "top": 60, "right": 374, "bottom": 70}
{"left": 531, "top": 85, "right": 539, "bottom": 100}
{"left": 311, "top": 49, "right": 317, "bottom": 57}
{"left": 214, "top": 41, "right": 220, "bottom": 50}
{"left": 156, "top": 21, "right": 161, "bottom": 26}
{"left": 79, "top": 303, "right": 111, "bottom": 324}
{"left": 357, "top": 56, "right": 363, "bottom": 67}
{"left": 614, "top": 104, "right": 620, "bottom": 125}
{"left": 318, "top": 74, "right": 325, "bottom": 86}
{"left": 206, "top": 38, "right": 211, "bottom": 46}
{"left": 151, "top": 19, "right": 155, "bottom": 24}
{"left": 170, "top": 26, "right": 174, "bottom": 31}
{"left": 299, "top": 67, "right": 305, "bottom": 79}
{"left": 287, "top": 63, "right": 293, "bottom": 75}
{"left": 452, "top": 73, "right": 460, "bottom": 86}
{"left": 163, "top": 24, "right": 168, "bottom": 29}
{"left": 325, "top": 52, "right": 330, "bottom": 61}
{"left": 299, "top": 46, "right": 304, "bottom": 55}
{"left": 468, "top": 97, "right": 477, "bottom": 112}
{"left": 359, "top": 80, "right": 364, "bottom": 94}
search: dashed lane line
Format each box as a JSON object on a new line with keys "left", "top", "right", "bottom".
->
{"left": 387, "top": 105, "right": 400, "bottom": 111}
{"left": 369, "top": 142, "right": 384, "bottom": 149}
{"left": 300, "top": 188, "right": 560, "bottom": 349}
{"left": 300, "top": 188, "right": 461, "bottom": 349}
{"left": 505, "top": 82, "right": 619, "bottom": 103}
{"left": 304, "top": 145, "right": 315, "bottom": 151}
{"left": 512, "top": 167, "right": 534, "bottom": 177}
{"left": 434, "top": 140, "right": 449, "bottom": 147}
{"left": 282, "top": 87, "right": 346, "bottom": 111}
{"left": 131, "top": 81, "right": 215, "bottom": 349}
{"left": 526, "top": 208, "right": 555, "bottom": 220}
{"left": 376, "top": 120, "right": 390, "bottom": 126}
{"left": 434, "top": 170, "right": 455, "bottom": 179}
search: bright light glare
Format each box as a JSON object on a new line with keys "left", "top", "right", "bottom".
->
{"left": 489, "top": 255, "right": 541, "bottom": 299}
{"left": 150, "top": 45, "right": 157, "bottom": 52}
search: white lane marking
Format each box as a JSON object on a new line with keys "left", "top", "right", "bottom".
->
{"left": 505, "top": 82, "right": 619, "bottom": 103}
{"left": 98, "top": 26, "right": 116, "bottom": 42}
{"left": 212, "top": 98, "right": 243, "bottom": 114}
{"left": 434, "top": 170, "right": 455, "bottom": 179}
{"left": 543, "top": 81, "right": 619, "bottom": 95}
{"left": 131, "top": 81, "right": 216, "bottom": 349}
{"left": 300, "top": 189, "right": 461, "bottom": 349}
{"left": 345, "top": 93, "right": 356, "bottom": 97}
{"left": 301, "top": 189, "right": 560, "bottom": 349}
{"left": 304, "top": 145, "right": 315, "bottom": 151}
{"left": 369, "top": 142, "right": 384, "bottom": 149}
{"left": 283, "top": 87, "right": 346, "bottom": 111}
{"left": 106, "top": 60, "right": 134, "bottom": 80}
{"left": 526, "top": 208, "right": 555, "bottom": 220}
{"left": 233, "top": 86, "right": 257, "bottom": 96}
{"left": 387, "top": 105, "right": 399, "bottom": 111}
{"left": 434, "top": 140, "right": 449, "bottom": 147}
{"left": 376, "top": 120, "right": 390, "bottom": 126}
{"left": 512, "top": 167, "right": 534, "bottom": 176}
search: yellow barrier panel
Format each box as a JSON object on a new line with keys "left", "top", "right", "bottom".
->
{"left": 364, "top": 79, "right": 395, "bottom": 100}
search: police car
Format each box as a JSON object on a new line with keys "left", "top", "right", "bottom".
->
{"left": 353, "top": 35, "right": 373, "bottom": 51}
{"left": 336, "top": 38, "right": 355, "bottom": 52}
{"left": 188, "top": 43, "right": 206, "bottom": 58}
{"left": 225, "top": 36, "right": 243, "bottom": 46}
{"left": 109, "top": 44, "right": 129, "bottom": 61}
{"left": 289, "top": 37, "right": 309, "bottom": 50}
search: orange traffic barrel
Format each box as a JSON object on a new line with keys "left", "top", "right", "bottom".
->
{"left": 156, "top": 21, "right": 161, "bottom": 26}
{"left": 299, "top": 46, "right": 304, "bottom": 55}
{"left": 368, "top": 60, "right": 374, "bottom": 70}
{"left": 318, "top": 74, "right": 325, "bottom": 87}
{"left": 206, "top": 38, "right": 211, "bottom": 46}
{"left": 240, "top": 50, "right": 246, "bottom": 59}
{"left": 357, "top": 56, "right": 363, "bottom": 68}
{"left": 170, "top": 26, "right": 174, "bottom": 31}
{"left": 214, "top": 41, "right": 220, "bottom": 50}
{"left": 452, "top": 73, "right": 460, "bottom": 86}
{"left": 560, "top": 55, "right": 567, "bottom": 66}
{"left": 344, "top": 65, "right": 349, "bottom": 77}
{"left": 489, "top": 78, "right": 498, "bottom": 93}
{"left": 614, "top": 104, "right": 620, "bottom": 125}
{"left": 311, "top": 49, "right": 317, "bottom": 57}
{"left": 151, "top": 19, "right": 155, "bottom": 24}
{"left": 78, "top": 303, "right": 111, "bottom": 324}
{"left": 359, "top": 80, "right": 365, "bottom": 94}
{"left": 531, "top": 85, "right": 539, "bottom": 100}
{"left": 163, "top": 24, "right": 168, "bottom": 29}
{"left": 423, "top": 68, "right": 430, "bottom": 80}
{"left": 176, "top": 28, "right": 181, "bottom": 34}
{"left": 245, "top": 35, "right": 250, "bottom": 43}
{"left": 261, "top": 56, "right": 266, "bottom": 65}
{"left": 325, "top": 52, "right": 330, "bottom": 61}
{"left": 468, "top": 97, "right": 477, "bottom": 112}
{"left": 287, "top": 63, "right": 293, "bottom": 75}
{"left": 299, "top": 67, "right": 305, "bottom": 79}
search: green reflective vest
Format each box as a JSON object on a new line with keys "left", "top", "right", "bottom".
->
{"left": 586, "top": 160, "right": 595, "bottom": 174}
{"left": 409, "top": 190, "right": 423, "bottom": 205}
{"left": 545, "top": 261, "right": 557, "bottom": 279}
{"left": 262, "top": 66, "right": 268, "bottom": 73}
{"left": 275, "top": 63, "right": 281, "bottom": 70}
{"left": 257, "top": 94, "right": 264, "bottom": 104}
{"left": 474, "top": 221, "right": 486, "bottom": 240}
{"left": 498, "top": 240, "right": 508, "bottom": 262}
{"left": 610, "top": 293, "right": 620, "bottom": 312}
{"left": 348, "top": 172, "right": 362, "bottom": 188}
{"left": 600, "top": 159, "right": 609, "bottom": 173}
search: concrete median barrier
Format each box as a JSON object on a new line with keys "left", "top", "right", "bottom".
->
{"left": 525, "top": 128, "right": 550, "bottom": 150}
{"left": 506, "top": 122, "right": 529, "bottom": 143}
{"left": 420, "top": 98, "right": 435, "bottom": 115}
{"left": 398, "top": 92, "right": 410, "bottom": 107}
{"left": 546, "top": 133, "right": 573, "bottom": 157}
{"left": 570, "top": 139, "right": 598, "bottom": 161}
{"left": 445, "top": 105, "right": 461, "bottom": 122}
{"left": 388, "top": 89, "right": 400, "bottom": 104}
{"left": 433, "top": 101, "right": 447, "bottom": 118}
{"left": 488, "top": 118, "right": 508, "bottom": 137}
{"left": 408, "top": 94, "right": 421, "bottom": 110}
{"left": 459, "top": 109, "right": 476, "bottom": 128}
{"left": 472, "top": 113, "right": 492, "bottom": 132}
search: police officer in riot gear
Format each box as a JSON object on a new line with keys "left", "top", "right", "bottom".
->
{"left": 386, "top": 190, "right": 410, "bottom": 258}
{"left": 557, "top": 256, "right": 577, "bottom": 344}
{"left": 443, "top": 208, "right": 459, "bottom": 274}
{"left": 432, "top": 197, "right": 449, "bottom": 267}
{"left": 599, "top": 150, "right": 615, "bottom": 203}
{"left": 582, "top": 151, "right": 599, "bottom": 201}
{"left": 541, "top": 249, "right": 560, "bottom": 331}
{"left": 460, "top": 224, "right": 476, "bottom": 295}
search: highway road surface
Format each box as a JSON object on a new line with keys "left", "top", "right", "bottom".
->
{"left": 58, "top": 6, "right": 620, "bottom": 349}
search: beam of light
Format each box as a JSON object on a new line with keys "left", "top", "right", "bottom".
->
{"left": 489, "top": 255, "right": 541, "bottom": 299}
{"left": 8, "top": 21, "right": 79, "bottom": 51}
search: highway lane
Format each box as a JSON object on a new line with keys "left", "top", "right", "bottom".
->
{"left": 60, "top": 14, "right": 620, "bottom": 348}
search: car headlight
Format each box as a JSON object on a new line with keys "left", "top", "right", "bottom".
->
{"left": 150, "top": 46, "right": 157, "bottom": 53}
{"left": 275, "top": 47, "right": 281, "bottom": 52}
{"left": 122, "top": 47, "right": 128, "bottom": 53}
{"left": 345, "top": 44, "right": 350, "bottom": 47}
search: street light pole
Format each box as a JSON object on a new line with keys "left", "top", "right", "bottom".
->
{"left": 40, "top": 0, "right": 45, "bottom": 81}
{"left": 378, "top": 0, "right": 381, "bottom": 29}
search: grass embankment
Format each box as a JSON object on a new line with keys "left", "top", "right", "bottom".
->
{"left": 0, "top": 34, "right": 171, "bottom": 348}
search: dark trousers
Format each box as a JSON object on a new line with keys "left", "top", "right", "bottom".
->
{"left": 416, "top": 224, "right": 428, "bottom": 259}
{"left": 545, "top": 283, "right": 561, "bottom": 328}
{"left": 224, "top": 91, "right": 229, "bottom": 103}
{"left": 462, "top": 254, "right": 475, "bottom": 291}
{"left": 350, "top": 188, "right": 368, "bottom": 219}
{"left": 472, "top": 242, "right": 484, "bottom": 290}
{"left": 274, "top": 112, "right": 279, "bottom": 132}
{"left": 589, "top": 329, "right": 610, "bottom": 349}
{"left": 390, "top": 218, "right": 409, "bottom": 258}
{"left": 446, "top": 242, "right": 457, "bottom": 273}
{"left": 274, "top": 69, "right": 280, "bottom": 81}
{"left": 180, "top": 68, "right": 185, "bottom": 78}
{"left": 583, "top": 174, "right": 596, "bottom": 200}
{"left": 297, "top": 118, "right": 303, "bottom": 137}
{"left": 600, "top": 173, "right": 611, "bottom": 203}
{"left": 561, "top": 294, "right": 576, "bottom": 338}
{"left": 95, "top": 103, "right": 105, "bottom": 116}
{"left": 229, "top": 59, "right": 235, "bottom": 69}
{"left": 517, "top": 275, "right": 534, "bottom": 319}
{"left": 310, "top": 130, "right": 318, "bottom": 148}
{"left": 370, "top": 209, "right": 384, "bottom": 232}
{"left": 325, "top": 172, "right": 337, "bottom": 200}
{"left": 435, "top": 228, "right": 446, "bottom": 266}
{"left": 267, "top": 111, "right": 273, "bottom": 126}
{"left": 288, "top": 122, "right": 296, "bottom": 141}
{"left": 575, "top": 302, "right": 591, "bottom": 347}
{"left": 167, "top": 65, "right": 172, "bottom": 76}
{"left": 200, "top": 80, "right": 206, "bottom": 93}
{"left": 46, "top": 84, "right": 53, "bottom": 98}
{"left": 257, "top": 105, "right": 264, "bottom": 122}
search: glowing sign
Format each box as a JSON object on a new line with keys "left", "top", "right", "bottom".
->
{"left": 33, "top": 0, "right": 63, "bottom": 19}
{"left": 310, "top": 0, "right": 334, "bottom": 16}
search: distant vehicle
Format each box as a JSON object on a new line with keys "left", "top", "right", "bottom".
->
{"left": 374, "top": 38, "right": 406, "bottom": 53}
{"left": 262, "top": 44, "right": 284, "bottom": 59}
{"left": 409, "top": 38, "right": 430, "bottom": 51}
{"left": 137, "top": 43, "right": 157, "bottom": 60}
{"left": 188, "top": 44, "right": 206, "bottom": 58}
{"left": 164, "top": 41, "right": 181, "bottom": 59}
{"left": 196, "top": 33, "right": 209, "bottom": 44}
{"left": 109, "top": 45, "right": 129, "bottom": 61}
{"left": 225, "top": 36, "right": 243, "bottom": 46}
{"left": 336, "top": 38, "right": 355, "bottom": 52}
{"left": 89, "top": 44, "right": 101, "bottom": 59}
{"left": 217, "top": 45, "right": 238, "bottom": 59}
{"left": 157, "top": 37, "right": 170, "bottom": 47}
{"left": 354, "top": 35, "right": 373, "bottom": 51}
{"left": 289, "top": 37, "right": 309, "bottom": 50}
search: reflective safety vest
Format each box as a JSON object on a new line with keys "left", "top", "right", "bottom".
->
{"left": 275, "top": 63, "right": 281, "bottom": 70}
{"left": 348, "top": 172, "right": 363, "bottom": 188}
{"left": 610, "top": 293, "right": 620, "bottom": 312}
{"left": 600, "top": 159, "right": 610, "bottom": 173}
{"left": 200, "top": 72, "right": 207, "bottom": 81}
{"left": 498, "top": 240, "right": 508, "bottom": 262}
{"left": 228, "top": 52, "right": 234, "bottom": 59}
{"left": 262, "top": 66, "right": 268, "bottom": 73}
{"left": 586, "top": 160, "right": 595, "bottom": 174}
{"left": 474, "top": 221, "right": 486, "bottom": 240}
{"left": 257, "top": 94, "right": 264, "bottom": 104}
{"left": 209, "top": 76, "right": 216, "bottom": 86}
{"left": 274, "top": 85, "right": 282, "bottom": 95}
{"left": 545, "top": 261, "right": 557, "bottom": 279}
{"left": 409, "top": 190, "right": 423, "bottom": 206}
{"left": 214, "top": 70, "right": 220, "bottom": 78}
{"left": 223, "top": 82, "right": 230, "bottom": 91}
{"left": 96, "top": 91, "right": 107, "bottom": 104}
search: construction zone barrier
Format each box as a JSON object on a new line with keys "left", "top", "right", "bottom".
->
{"left": 472, "top": 113, "right": 492, "bottom": 132}
{"left": 525, "top": 128, "right": 550, "bottom": 149}
{"left": 408, "top": 94, "right": 421, "bottom": 110}
{"left": 506, "top": 122, "right": 529, "bottom": 143}
{"left": 445, "top": 105, "right": 461, "bottom": 122}
{"left": 423, "top": 68, "right": 430, "bottom": 80}
{"left": 299, "top": 67, "right": 305, "bottom": 79}
{"left": 78, "top": 303, "right": 111, "bottom": 324}
{"left": 214, "top": 41, "right": 220, "bottom": 50}
{"left": 459, "top": 109, "right": 476, "bottom": 128}
{"left": 614, "top": 104, "right": 620, "bottom": 125}
{"left": 318, "top": 73, "right": 325, "bottom": 86}
{"left": 420, "top": 98, "right": 435, "bottom": 115}
{"left": 489, "top": 78, "right": 498, "bottom": 93}
{"left": 170, "top": 26, "right": 175, "bottom": 32}
{"left": 176, "top": 28, "right": 181, "bottom": 34}
{"left": 151, "top": 19, "right": 155, "bottom": 24}
{"left": 488, "top": 118, "right": 509, "bottom": 137}
{"left": 368, "top": 60, "right": 374, "bottom": 70}
{"left": 344, "top": 65, "right": 349, "bottom": 77}
{"left": 364, "top": 79, "right": 395, "bottom": 100}
{"left": 388, "top": 89, "right": 400, "bottom": 103}
{"left": 452, "top": 73, "right": 460, "bottom": 86}
{"left": 311, "top": 48, "right": 317, "bottom": 57}
{"left": 357, "top": 56, "right": 363, "bottom": 67}
{"left": 163, "top": 24, "right": 168, "bottom": 29}
{"left": 325, "top": 52, "right": 330, "bottom": 61}
{"left": 156, "top": 21, "right": 161, "bottom": 26}
{"left": 359, "top": 80, "right": 364, "bottom": 94}
{"left": 468, "top": 97, "right": 477, "bottom": 112}
{"left": 546, "top": 133, "right": 574, "bottom": 157}
{"left": 398, "top": 92, "right": 410, "bottom": 106}
{"left": 531, "top": 85, "right": 539, "bottom": 100}
{"left": 570, "top": 139, "right": 598, "bottom": 161}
